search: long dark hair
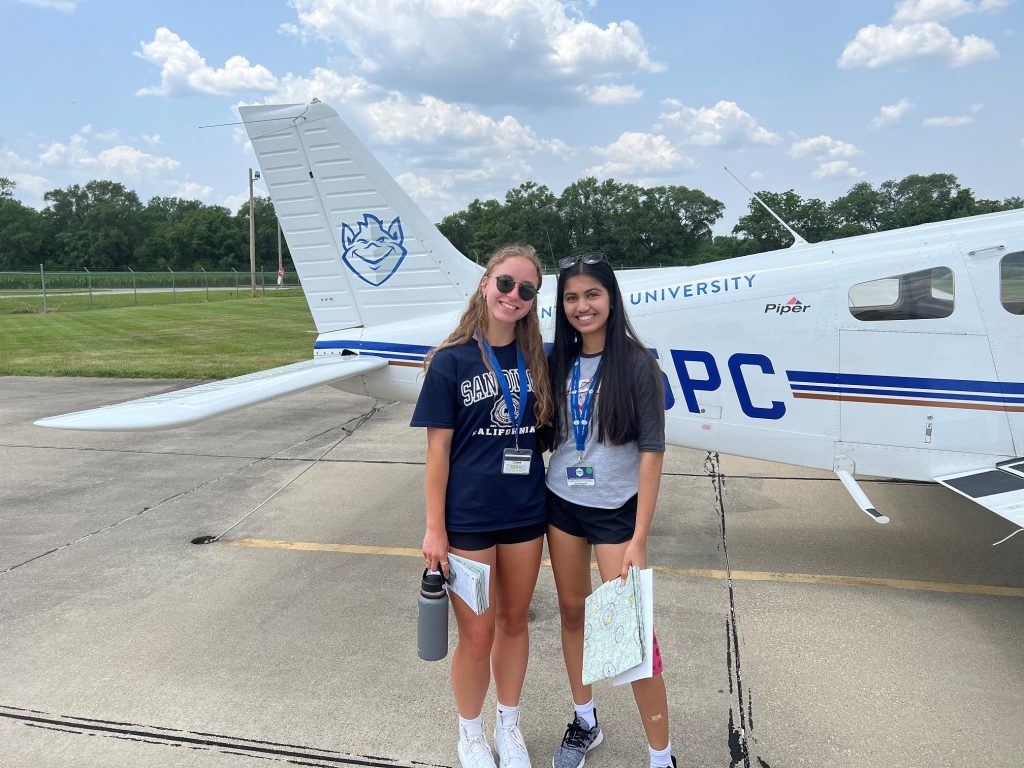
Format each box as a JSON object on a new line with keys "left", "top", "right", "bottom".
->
{"left": 549, "top": 259, "right": 660, "bottom": 445}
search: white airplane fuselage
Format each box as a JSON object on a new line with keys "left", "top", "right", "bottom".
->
{"left": 321, "top": 209, "right": 1024, "bottom": 483}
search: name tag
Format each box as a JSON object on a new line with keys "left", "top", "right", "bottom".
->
{"left": 502, "top": 448, "right": 532, "bottom": 475}
{"left": 566, "top": 465, "right": 596, "bottom": 487}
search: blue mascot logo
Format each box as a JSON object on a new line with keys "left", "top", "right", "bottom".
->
{"left": 340, "top": 213, "right": 408, "bottom": 286}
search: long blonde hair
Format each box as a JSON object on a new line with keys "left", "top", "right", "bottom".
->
{"left": 425, "top": 244, "right": 552, "bottom": 427}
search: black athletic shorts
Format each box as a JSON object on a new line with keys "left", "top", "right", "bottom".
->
{"left": 447, "top": 521, "right": 547, "bottom": 551}
{"left": 546, "top": 489, "right": 638, "bottom": 545}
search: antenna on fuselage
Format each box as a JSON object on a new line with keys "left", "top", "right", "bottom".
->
{"left": 724, "top": 166, "right": 809, "bottom": 247}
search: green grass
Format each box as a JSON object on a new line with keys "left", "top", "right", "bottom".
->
{"left": 0, "top": 292, "right": 316, "bottom": 379}
{"left": 0, "top": 285, "right": 296, "bottom": 314}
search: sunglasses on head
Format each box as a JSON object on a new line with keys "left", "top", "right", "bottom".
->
{"left": 494, "top": 274, "right": 538, "bottom": 301}
{"left": 558, "top": 251, "right": 606, "bottom": 270}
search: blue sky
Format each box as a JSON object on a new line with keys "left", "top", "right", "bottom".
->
{"left": 1, "top": 0, "right": 1020, "bottom": 235}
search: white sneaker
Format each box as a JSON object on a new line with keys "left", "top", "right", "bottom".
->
{"left": 459, "top": 730, "right": 497, "bottom": 768}
{"left": 494, "top": 711, "right": 532, "bottom": 768}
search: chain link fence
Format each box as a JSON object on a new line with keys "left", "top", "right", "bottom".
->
{"left": 0, "top": 267, "right": 297, "bottom": 313}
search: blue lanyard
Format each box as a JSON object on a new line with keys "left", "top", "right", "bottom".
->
{"left": 569, "top": 355, "right": 602, "bottom": 458}
{"left": 481, "top": 338, "right": 528, "bottom": 449}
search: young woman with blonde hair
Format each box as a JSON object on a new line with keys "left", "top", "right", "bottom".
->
{"left": 412, "top": 244, "right": 553, "bottom": 768}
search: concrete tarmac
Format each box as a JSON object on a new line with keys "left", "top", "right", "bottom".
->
{"left": 1, "top": 376, "right": 1022, "bottom": 768}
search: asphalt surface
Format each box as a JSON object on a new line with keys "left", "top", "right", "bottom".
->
{"left": 1, "top": 376, "right": 1022, "bottom": 768}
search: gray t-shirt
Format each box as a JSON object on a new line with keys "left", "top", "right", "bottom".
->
{"left": 546, "top": 352, "right": 665, "bottom": 508}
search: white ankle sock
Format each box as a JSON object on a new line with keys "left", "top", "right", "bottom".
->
{"left": 496, "top": 702, "right": 520, "bottom": 728}
{"left": 573, "top": 700, "right": 596, "bottom": 729}
{"left": 460, "top": 713, "right": 484, "bottom": 739}
{"left": 648, "top": 741, "right": 672, "bottom": 768}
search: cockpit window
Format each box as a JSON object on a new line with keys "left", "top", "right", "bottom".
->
{"left": 1001, "top": 251, "right": 1024, "bottom": 315}
{"left": 849, "top": 266, "right": 955, "bottom": 321}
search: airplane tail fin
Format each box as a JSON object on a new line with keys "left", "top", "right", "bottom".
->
{"left": 239, "top": 101, "right": 482, "bottom": 333}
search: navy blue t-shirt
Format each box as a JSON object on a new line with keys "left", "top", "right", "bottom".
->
{"left": 410, "top": 339, "right": 546, "bottom": 532}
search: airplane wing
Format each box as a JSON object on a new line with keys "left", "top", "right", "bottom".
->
{"left": 935, "top": 459, "right": 1024, "bottom": 528}
{"left": 33, "top": 356, "right": 387, "bottom": 431}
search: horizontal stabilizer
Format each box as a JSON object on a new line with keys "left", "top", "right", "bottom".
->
{"left": 34, "top": 356, "right": 387, "bottom": 431}
{"left": 936, "top": 462, "right": 1024, "bottom": 528}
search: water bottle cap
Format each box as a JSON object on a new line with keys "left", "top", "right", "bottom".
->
{"left": 421, "top": 568, "right": 447, "bottom": 597}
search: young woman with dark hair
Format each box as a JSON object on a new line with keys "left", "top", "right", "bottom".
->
{"left": 545, "top": 253, "right": 676, "bottom": 768}
{"left": 412, "top": 244, "right": 553, "bottom": 768}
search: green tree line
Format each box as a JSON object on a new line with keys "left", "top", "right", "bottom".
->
{"left": 0, "top": 177, "right": 290, "bottom": 272}
{"left": 439, "top": 173, "right": 1022, "bottom": 269}
{"left": 1, "top": 173, "right": 1019, "bottom": 272}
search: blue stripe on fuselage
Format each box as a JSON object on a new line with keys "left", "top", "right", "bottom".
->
{"left": 786, "top": 370, "right": 1024, "bottom": 395}
{"left": 789, "top": 383, "right": 1024, "bottom": 405}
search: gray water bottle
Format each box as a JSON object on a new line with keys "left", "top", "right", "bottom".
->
{"left": 417, "top": 569, "right": 449, "bottom": 661}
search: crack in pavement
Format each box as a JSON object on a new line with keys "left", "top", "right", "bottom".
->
{"left": 705, "top": 451, "right": 770, "bottom": 768}
{"left": 0, "top": 402, "right": 390, "bottom": 576}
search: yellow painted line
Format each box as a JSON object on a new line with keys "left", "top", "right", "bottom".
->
{"left": 649, "top": 565, "right": 1024, "bottom": 598}
{"left": 227, "top": 538, "right": 422, "bottom": 558}
{"left": 224, "top": 538, "right": 1024, "bottom": 598}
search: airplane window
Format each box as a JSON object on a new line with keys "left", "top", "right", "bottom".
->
{"left": 849, "top": 266, "right": 955, "bottom": 321}
{"left": 1001, "top": 251, "right": 1024, "bottom": 315}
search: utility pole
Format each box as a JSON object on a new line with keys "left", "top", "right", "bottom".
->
{"left": 276, "top": 219, "right": 284, "bottom": 289}
{"left": 248, "top": 168, "right": 259, "bottom": 298}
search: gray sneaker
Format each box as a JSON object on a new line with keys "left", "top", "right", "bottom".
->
{"left": 551, "top": 713, "right": 603, "bottom": 768}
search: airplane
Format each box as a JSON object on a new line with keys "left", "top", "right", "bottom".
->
{"left": 35, "top": 99, "right": 1024, "bottom": 532}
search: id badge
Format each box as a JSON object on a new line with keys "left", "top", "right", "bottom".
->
{"left": 502, "top": 448, "right": 532, "bottom": 475}
{"left": 566, "top": 465, "right": 596, "bottom": 487}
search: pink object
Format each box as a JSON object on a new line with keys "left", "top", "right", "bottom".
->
{"left": 652, "top": 631, "right": 663, "bottom": 676}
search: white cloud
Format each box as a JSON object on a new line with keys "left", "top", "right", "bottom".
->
{"left": 870, "top": 97, "right": 915, "bottom": 128}
{"left": 173, "top": 181, "right": 214, "bottom": 199}
{"left": 790, "top": 135, "right": 864, "bottom": 179}
{"left": 658, "top": 100, "right": 780, "bottom": 149}
{"left": 37, "top": 131, "right": 180, "bottom": 178}
{"left": 839, "top": 21, "right": 999, "bottom": 68}
{"left": 1, "top": 146, "right": 34, "bottom": 173}
{"left": 221, "top": 192, "right": 249, "bottom": 213}
{"left": 364, "top": 94, "right": 563, "bottom": 157}
{"left": 143, "top": 134, "right": 163, "bottom": 146}
{"left": 9, "top": 173, "right": 51, "bottom": 198}
{"left": 892, "top": 0, "right": 1011, "bottom": 24}
{"left": 136, "top": 28, "right": 278, "bottom": 97}
{"left": 96, "top": 146, "right": 180, "bottom": 177}
{"left": 922, "top": 115, "right": 976, "bottom": 126}
{"left": 0, "top": 145, "right": 52, "bottom": 199}
{"left": 790, "top": 135, "right": 863, "bottom": 160}
{"left": 550, "top": 17, "right": 663, "bottom": 76}
{"left": 396, "top": 171, "right": 453, "bottom": 201}
{"left": 267, "top": 67, "right": 375, "bottom": 105}
{"left": 580, "top": 83, "right": 643, "bottom": 105}
{"left": 284, "top": 0, "right": 661, "bottom": 105}
{"left": 586, "top": 132, "right": 695, "bottom": 178}
{"left": 813, "top": 160, "right": 865, "bottom": 178}
{"left": 19, "top": 0, "right": 77, "bottom": 11}
{"left": 38, "top": 134, "right": 95, "bottom": 168}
